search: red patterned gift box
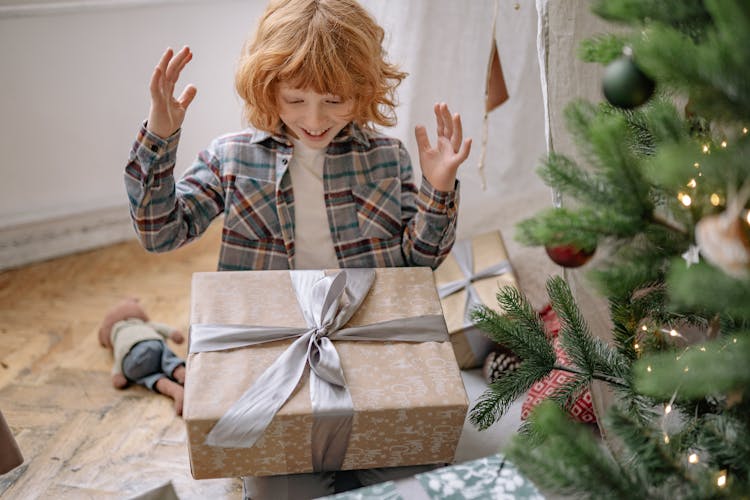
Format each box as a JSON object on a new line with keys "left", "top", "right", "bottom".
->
{"left": 521, "top": 305, "right": 597, "bottom": 424}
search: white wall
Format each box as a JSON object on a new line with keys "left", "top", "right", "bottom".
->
{"left": 0, "top": 0, "right": 553, "bottom": 286}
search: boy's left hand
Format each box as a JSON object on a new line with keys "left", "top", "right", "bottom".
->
{"left": 415, "top": 103, "right": 472, "bottom": 192}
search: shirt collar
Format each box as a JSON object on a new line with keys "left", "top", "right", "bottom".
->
{"left": 248, "top": 122, "right": 371, "bottom": 148}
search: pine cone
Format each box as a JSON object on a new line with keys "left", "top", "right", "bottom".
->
{"left": 482, "top": 347, "right": 521, "bottom": 384}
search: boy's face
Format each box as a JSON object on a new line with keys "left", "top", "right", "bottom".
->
{"left": 277, "top": 83, "right": 354, "bottom": 149}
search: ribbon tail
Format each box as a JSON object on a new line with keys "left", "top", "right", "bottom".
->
{"left": 205, "top": 331, "right": 313, "bottom": 448}
{"left": 437, "top": 279, "right": 469, "bottom": 299}
{"left": 463, "top": 285, "right": 483, "bottom": 327}
{"left": 310, "top": 364, "right": 354, "bottom": 471}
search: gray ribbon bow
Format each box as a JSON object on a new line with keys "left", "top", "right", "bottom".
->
{"left": 189, "top": 269, "right": 447, "bottom": 472}
{"left": 437, "top": 239, "right": 512, "bottom": 328}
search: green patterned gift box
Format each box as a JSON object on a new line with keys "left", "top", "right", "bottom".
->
{"left": 324, "top": 454, "right": 544, "bottom": 500}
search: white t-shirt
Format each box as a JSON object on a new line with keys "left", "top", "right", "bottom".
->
{"left": 288, "top": 138, "right": 339, "bottom": 269}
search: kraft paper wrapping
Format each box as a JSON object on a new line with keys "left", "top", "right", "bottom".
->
{"left": 184, "top": 267, "right": 468, "bottom": 479}
{"left": 434, "top": 231, "right": 519, "bottom": 369}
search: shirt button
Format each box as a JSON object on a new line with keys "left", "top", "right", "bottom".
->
{"left": 448, "top": 201, "right": 455, "bottom": 209}
{"left": 150, "top": 144, "right": 159, "bottom": 153}
{"left": 282, "top": 159, "right": 288, "bottom": 165}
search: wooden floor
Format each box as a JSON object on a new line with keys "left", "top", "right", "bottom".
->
{"left": 0, "top": 222, "right": 244, "bottom": 499}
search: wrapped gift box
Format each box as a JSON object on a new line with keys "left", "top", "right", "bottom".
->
{"left": 322, "top": 453, "right": 545, "bottom": 499}
{"left": 434, "top": 230, "right": 519, "bottom": 369}
{"left": 184, "top": 267, "right": 468, "bottom": 479}
{"left": 521, "top": 305, "right": 596, "bottom": 424}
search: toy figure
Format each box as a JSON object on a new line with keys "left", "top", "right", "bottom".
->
{"left": 98, "top": 298, "right": 186, "bottom": 415}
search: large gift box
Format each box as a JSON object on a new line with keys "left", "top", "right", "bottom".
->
{"left": 184, "top": 267, "right": 469, "bottom": 479}
{"left": 434, "top": 230, "right": 519, "bottom": 369}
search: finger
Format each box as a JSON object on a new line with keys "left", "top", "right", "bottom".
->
{"left": 173, "top": 46, "right": 193, "bottom": 78}
{"left": 156, "top": 47, "right": 174, "bottom": 75}
{"left": 440, "top": 103, "right": 453, "bottom": 139}
{"left": 414, "top": 125, "right": 432, "bottom": 153}
{"left": 149, "top": 65, "right": 163, "bottom": 100}
{"left": 151, "top": 48, "right": 173, "bottom": 98}
{"left": 165, "top": 46, "right": 191, "bottom": 86}
{"left": 451, "top": 112, "right": 463, "bottom": 152}
{"left": 455, "top": 137, "right": 473, "bottom": 163}
{"left": 178, "top": 84, "right": 198, "bottom": 110}
{"left": 434, "top": 103, "right": 446, "bottom": 138}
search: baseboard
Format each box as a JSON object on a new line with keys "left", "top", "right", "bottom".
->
{"left": 0, "top": 206, "right": 137, "bottom": 271}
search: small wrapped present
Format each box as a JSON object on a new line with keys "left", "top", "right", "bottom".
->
{"left": 184, "top": 267, "right": 468, "bottom": 479}
{"left": 434, "top": 230, "right": 519, "bottom": 369}
{"left": 521, "top": 305, "right": 596, "bottom": 424}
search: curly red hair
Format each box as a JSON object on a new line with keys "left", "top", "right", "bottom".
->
{"left": 235, "top": 0, "right": 407, "bottom": 132}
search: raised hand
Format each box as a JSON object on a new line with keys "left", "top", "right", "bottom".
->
{"left": 147, "top": 46, "right": 198, "bottom": 139}
{"left": 414, "top": 103, "right": 472, "bottom": 192}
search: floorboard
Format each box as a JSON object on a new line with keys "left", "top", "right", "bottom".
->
{"left": 0, "top": 222, "right": 242, "bottom": 499}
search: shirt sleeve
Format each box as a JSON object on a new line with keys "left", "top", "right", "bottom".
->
{"left": 124, "top": 122, "right": 225, "bottom": 253}
{"left": 149, "top": 322, "right": 177, "bottom": 340}
{"left": 398, "top": 143, "right": 459, "bottom": 269}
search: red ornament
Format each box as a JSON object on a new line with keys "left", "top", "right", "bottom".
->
{"left": 544, "top": 244, "right": 595, "bottom": 268}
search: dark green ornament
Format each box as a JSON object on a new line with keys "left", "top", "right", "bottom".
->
{"left": 602, "top": 56, "right": 655, "bottom": 109}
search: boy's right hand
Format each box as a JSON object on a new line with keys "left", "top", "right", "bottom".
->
{"left": 147, "top": 46, "right": 197, "bottom": 139}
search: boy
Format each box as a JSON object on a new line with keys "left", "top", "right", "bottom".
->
{"left": 125, "top": 0, "right": 472, "bottom": 496}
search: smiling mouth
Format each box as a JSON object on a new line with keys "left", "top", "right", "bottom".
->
{"left": 303, "top": 127, "right": 330, "bottom": 138}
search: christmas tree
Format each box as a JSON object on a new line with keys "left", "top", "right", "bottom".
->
{"left": 470, "top": 0, "right": 750, "bottom": 497}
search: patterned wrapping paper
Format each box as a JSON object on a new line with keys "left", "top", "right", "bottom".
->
{"left": 323, "top": 453, "right": 545, "bottom": 500}
{"left": 434, "top": 231, "right": 519, "bottom": 369}
{"left": 183, "top": 267, "right": 469, "bottom": 479}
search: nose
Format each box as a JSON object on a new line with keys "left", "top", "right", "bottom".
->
{"left": 306, "top": 103, "right": 326, "bottom": 129}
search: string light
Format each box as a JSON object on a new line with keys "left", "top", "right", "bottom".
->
{"left": 670, "top": 329, "right": 679, "bottom": 337}
{"left": 743, "top": 127, "right": 748, "bottom": 135}
{"left": 679, "top": 193, "right": 692, "bottom": 206}
{"left": 634, "top": 343, "right": 640, "bottom": 350}
{"left": 710, "top": 193, "right": 721, "bottom": 206}
{"left": 694, "top": 162, "right": 700, "bottom": 168}
{"left": 665, "top": 404, "right": 672, "bottom": 414}
{"left": 684, "top": 366, "right": 689, "bottom": 372}
{"left": 687, "top": 179, "right": 697, "bottom": 188}
{"left": 688, "top": 453, "right": 699, "bottom": 464}
{"left": 647, "top": 365, "right": 652, "bottom": 372}
{"left": 720, "top": 140, "right": 727, "bottom": 148}
{"left": 663, "top": 434, "right": 670, "bottom": 444}
{"left": 700, "top": 346, "right": 706, "bottom": 352}
{"left": 717, "top": 470, "right": 727, "bottom": 488}
{"left": 641, "top": 325, "right": 648, "bottom": 331}
{"left": 702, "top": 144, "right": 710, "bottom": 153}
{"left": 746, "top": 211, "right": 750, "bottom": 225}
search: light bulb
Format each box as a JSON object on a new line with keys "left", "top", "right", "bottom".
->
{"left": 687, "top": 179, "right": 697, "bottom": 188}
{"left": 679, "top": 193, "right": 692, "bottom": 206}
{"left": 717, "top": 471, "right": 727, "bottom": 488}
{"left": 710, "top": 193, "right": 721, "bottom": 206}
{"left": 688, "top": 453, "right": 699, "bottom": 464}
{"left": 702, "top": 144, "right": 710, "bottom": 153}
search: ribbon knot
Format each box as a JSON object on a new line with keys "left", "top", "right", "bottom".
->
{"left": 437, "top": 239, "right": 512, "bottom": 327}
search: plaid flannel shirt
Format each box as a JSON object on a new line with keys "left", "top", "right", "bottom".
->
{"left": 124, "top": 122, "right": 459, "bottom": 271}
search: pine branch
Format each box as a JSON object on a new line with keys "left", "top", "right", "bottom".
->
{"left": 605, "top": 405, "right": 698, "bottom": 490}
{"left": 469, "top": 361, "right": 553, "bottom": 431}
{"left": 507, "top": 402, "right": 645, "bottom": 499}
{"left": 634, "top": 334, "right": 750, "bottom": 399}
{"left": 547, "top": 276, "right": 631, "bottom": 387}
